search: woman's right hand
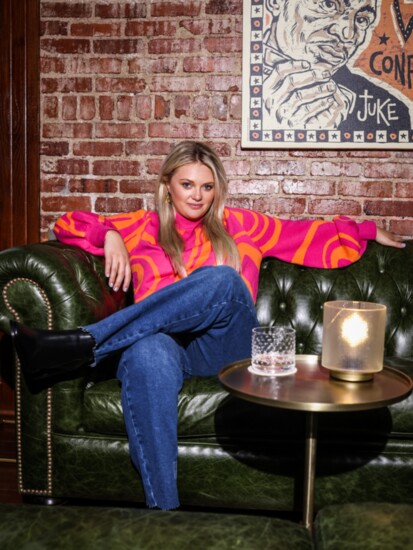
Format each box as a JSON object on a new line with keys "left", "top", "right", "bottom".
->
{"left": 104, "top": 230, "right": 131, "bottom": 292}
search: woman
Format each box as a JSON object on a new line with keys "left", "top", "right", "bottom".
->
{"left": 10, "top": 141, "right": 404, "bottom": 510}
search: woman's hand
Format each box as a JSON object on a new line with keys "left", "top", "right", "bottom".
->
{"left": 104, "top": 230, "right": 131, "bottom": 292}
{"left": 376, "top": 227, "right": 406, "bottom": 249}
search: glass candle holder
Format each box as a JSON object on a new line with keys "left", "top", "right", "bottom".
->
{"left": 321, "top": 301, "right": 386, "bottom": 382}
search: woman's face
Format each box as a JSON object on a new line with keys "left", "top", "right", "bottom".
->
{"left": 167, "top": 162, "right": 216, "bottom": 221}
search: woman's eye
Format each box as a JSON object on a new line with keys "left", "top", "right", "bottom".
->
{"left": 182, "top": 182, "right": 192, "bottom": 189}
{"left": 203, "top": 185, "right": 214, "bottom": 191}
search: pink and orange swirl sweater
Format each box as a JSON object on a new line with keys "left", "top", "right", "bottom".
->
{"left": 53, "top": 208, "right": 376, "bottom": 303}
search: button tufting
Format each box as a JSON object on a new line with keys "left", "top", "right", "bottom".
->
{"left": 401, "top": 307, "right": 407, "bottom": 315}
{"left": 279, "top": 302, "right": 286, "bottom": 311}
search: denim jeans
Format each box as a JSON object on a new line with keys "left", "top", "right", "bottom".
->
{"left": 85, "top": 265, "right": 259, "bottom": 510}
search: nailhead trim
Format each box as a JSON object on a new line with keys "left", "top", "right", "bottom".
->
{"left": 4, "top": 278, "right": 53, "bottom": 496}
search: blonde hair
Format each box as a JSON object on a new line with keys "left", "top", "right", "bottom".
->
{"left": 155, "top": 141, "right": 240, "bottom": 277}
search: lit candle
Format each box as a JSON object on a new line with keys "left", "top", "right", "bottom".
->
{"left": 322, "top": 301, "right": 386, "bottom": 382}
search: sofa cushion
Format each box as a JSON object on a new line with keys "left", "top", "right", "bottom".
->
{"left": 78, "top": 363, "right": 413, "bottom": 441}
{"left": 315, "top": 502, "right": 413, "bottom": 550}
{"left": 0, "top": 504, "right": 313, "bottom": 550}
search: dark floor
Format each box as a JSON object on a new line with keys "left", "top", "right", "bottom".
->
{"left": 0, "top": 419, "right": 22, "bottom": 504}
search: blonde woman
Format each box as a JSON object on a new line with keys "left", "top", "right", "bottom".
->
{"left": 10, "top": 141, "right": 404, "bottom": 510}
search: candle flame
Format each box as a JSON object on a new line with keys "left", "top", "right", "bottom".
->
{"left": 341, "top": 312, "right": 369, "bottom": 348}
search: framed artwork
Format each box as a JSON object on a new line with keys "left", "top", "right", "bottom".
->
{"left": 242, "top": 0, "right": 413, "bottom": 148}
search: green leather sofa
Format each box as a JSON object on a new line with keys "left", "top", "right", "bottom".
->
{"left": 0, "top": 240, "right": 412, "bottom": 517}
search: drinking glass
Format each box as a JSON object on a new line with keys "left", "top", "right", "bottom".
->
{"left": 250, "top": 326, "right": 296, "bottom": 376}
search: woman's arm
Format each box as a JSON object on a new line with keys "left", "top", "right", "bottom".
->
{"left": 104, "top": 230, "right": 131, "bottom": 293}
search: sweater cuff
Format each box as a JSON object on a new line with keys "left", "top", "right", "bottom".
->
{"left": 358, "top": 221, "right": 377, "bottom": 241}
{"left": 86, "top": 223, "right": 113, "bottom": 248}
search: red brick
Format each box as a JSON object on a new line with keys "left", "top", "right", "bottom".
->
{"left": 193, "top": 96, "right": 209, "bottom": 120}
{"left": 41, "top": 142, "right": 69, "bottom": 156}
{"left": 309, "top": 199, "right": 362, "bottom": 216}
{"left": 204, "top": 37, "right": 242, "bottom": 53}
{"left": 175, "top": 96, "right": 191, "bottom": 118}
{"left": 66, "top": 57, "right": 123, "bottom": 74}
{"left": 73, "top": 142, "right": 123, "bottom": 157}
{"left": 203, "top": 123, "right": 240, "bottom": 138}
{"left": 93, "top": 39, "right": 140, "bottom": 55}
{"left": 389, "top": 219, "right": 413, "bottom": 237}
{"left": 364, "top": 200, "right": 413, "bottom": 217}
{"left": 146, "top": 159, "right": 164, "bottom": 175}
{"left": 253, "top": 198, "right": 306, "bottom": 215}
{"left": 96, "top": 77, "right": 146, "bottom": 93}
{"left": 125, "top": 141, "right": 172, "bottom": 157}
{"left": 206, "top": 75, "right": 240, "bottom": 91}
{"left": 93, "top": 160, "right": 141, "bottom": 176}
{"left": 364, "top": 162, "right": 413, "bottom": 179}
{"left": 43, "top": 96, "right": 59, "bottom": 118}
{"left": 120, "top": 179, "right": 157, "bottom": 194}
{"left": 69, "top": 178, "right": 118, "bottom": 194}
{"left": 41, "top": 177, "right": 67, "bottom": 193}
{"left": 222, "top": 160, "right": 250, "bottom": 176}
{"left": 338, "top": 181, "right": 392, "bottom": 197}
{"left": 42, "top": 196, "right": 92, "bottom": 213}
{"left": 95, "top": 3, "right": 147, "bottom": 19}
{"left": 41, "top": 57, "right": 66, "bottom": 73}
{"left": 71, "top": 23, "right": 121, "bottom": 37}
{"left": 183, "top": 57, "right": 215, "bottom": 73}
{"left": 95, "top": 197, "right": 144, "bottom": 214}
{"left": 41, "top": 21, "right": 68, "bottom": 36}
{"left": 148, "top": 122, "right": 200, "bottom": 139}
{"left": 395, "top": 182, "right": 413, "bottom": 198}
{"left": 125, "top": 21, "right": 176, "bottom": 37}
{"left": 99, "top": 96, "right": 114, "bottom": 120}
{"left": 62, "top": 96, "right": 77, "bottom": 120}
{"left": 229, "top": 94, "right": 242, "bottom": 120}
{"left": 206, "top": 0, "right": 242, "bottom": 15}
{"left": 209, "top": 18, "right": 241, "bottom": 34}
{"left": 41, "top": 2, "right": 92, "bottom": 18}
{"left": 148, "top": 38, "right": 199, "bottom": 55}
{"left": 151, "top": 76, "right": 201, "bottom": 93}
{"left": 136, "top": 96, "right": 152, "bottom": 120}
{"left": 180, "top": 20, "right": 211, "bottom": 36}
{"left": 151, "top": 2, "right": 201, "bottom": 17}
{"left": 79, "top": 96, "right": 96, "bottom": 120}
{"left": 311, "top": 161, "right": 362, "bottom": 177}
{"left": 128, "top": 58, "right": 177, "bottom": 74}
{"left": 228, "top": 179, "right": 280, "bottom": 195}
{"left": 56, "top": 159, "right": 89, "bottom": 175}
{"left": 95, "top": 123, "right": 146, "bottom": 139}
{"left": 41, "top": 38, "right": 90, "bottom": 54}
{"left": 283, "top": 179, "right": 335, "bottom": 195}
{"left": 255, "top": 160, "right": 306, "bottom": 176}
{"left": 211, "top": 96, "right": 228, "bottom": 121}
{"left": 116, "top": 96, "right": 134, "bottom": 121}
{"left": 43, "top": 123, "right": 92, "bottom": 139}
{"left": 155, "top": 96, "right": 170, "bottom": 120}
{"left": 42, "top": 77, "right": 92, "bottom": 93}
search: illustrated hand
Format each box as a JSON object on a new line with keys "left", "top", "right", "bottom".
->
{"left": 376, "top": 227, "right": 406, "bottom": 249}
{"left": 263, "top": 59, "right": 353, "bottom": 129}
{"left": 104, "top": 230, "right": 132, "bottom": 292}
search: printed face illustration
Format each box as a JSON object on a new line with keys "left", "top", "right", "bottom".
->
{"left": 267, "top": 0, "right": 377, "bottom": 73}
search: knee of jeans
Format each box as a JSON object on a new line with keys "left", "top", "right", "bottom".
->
{"left": 117, "top": 334, "right": 184, "bottom": 383}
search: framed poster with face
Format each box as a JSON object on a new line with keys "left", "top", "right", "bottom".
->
{"left": 242, "top": 0, "right": 413, "bottom": 149}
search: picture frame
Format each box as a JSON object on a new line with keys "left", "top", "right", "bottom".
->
{"left": 242, "top": 0, "right": 413, "bottom": 149}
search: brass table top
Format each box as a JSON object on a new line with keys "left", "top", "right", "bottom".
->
{"left": 218, "top": 355, "right": 413, "bottom": 413}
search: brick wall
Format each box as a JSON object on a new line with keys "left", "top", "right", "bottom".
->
{"left": 40, "top": 0, "right": 413, "bottom": 239}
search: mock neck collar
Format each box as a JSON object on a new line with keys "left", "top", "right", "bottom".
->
{"left": 174, "top": 211, "right": 204, "bottom": 231}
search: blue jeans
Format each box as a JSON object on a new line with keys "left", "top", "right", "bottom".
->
{"left": 85, "top": 266, "right": 259, "bottom": 510}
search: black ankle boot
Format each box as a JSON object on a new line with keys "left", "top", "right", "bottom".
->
{"left": 9, "top": 320, "right": 96, "bottom": 380}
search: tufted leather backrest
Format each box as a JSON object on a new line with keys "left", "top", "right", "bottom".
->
{"left": 255, "top": 241, "right": 413, "bottom": 358}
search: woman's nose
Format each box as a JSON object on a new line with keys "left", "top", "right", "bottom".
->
{"left": 192, "top": 187, "right": 202, "bottom": 200}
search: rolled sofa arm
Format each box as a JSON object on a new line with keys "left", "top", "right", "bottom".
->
{"left": 0, "top": 241, "right": 129, "bottom": 333}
